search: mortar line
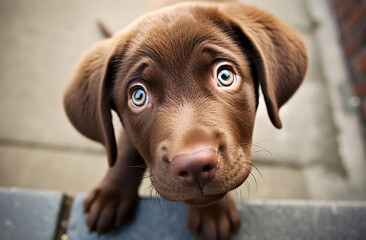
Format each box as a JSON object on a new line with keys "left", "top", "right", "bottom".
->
{"left": 0, "top": 137, "right": 105, "bottom": 155}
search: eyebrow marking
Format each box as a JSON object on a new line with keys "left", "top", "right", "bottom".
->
{"left": 201, "top": 44, "right": 237, "bottom": 62}
{"left": 201, "top": 44, "right": 245, "bottom": 78}
{"left": 122, "top": 59, "right": 151, "bottom": 104}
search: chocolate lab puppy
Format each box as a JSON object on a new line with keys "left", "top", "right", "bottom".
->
{"left": 63, "top": 0, "right": 308, "bottom": 239}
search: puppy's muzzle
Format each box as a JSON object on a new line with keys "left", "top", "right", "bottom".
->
{"left": 171, "top": 147, "right": 218, "bottom": 190}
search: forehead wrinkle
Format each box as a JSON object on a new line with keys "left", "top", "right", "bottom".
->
{"left": 118, "top": 7, "right": 249, "bottom": 106}
{"left": 135, "top": 13, "right": 225, "bottom": 70}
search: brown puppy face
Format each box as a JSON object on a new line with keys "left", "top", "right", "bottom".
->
{"left": 112, "top": 6, "right": 257, "bottom": 204}
{"left": 64, "top": 3, "right": 308, "bottom": 206}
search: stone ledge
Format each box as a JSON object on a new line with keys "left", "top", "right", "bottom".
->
{"left": 68, "top": 194, "right": 366, "bottom": 240}
{"left": 0, "top": 187, "right": 65, "bottom": 240}
{"left": 1, "top": 188, "right": 365, "bottom": 240}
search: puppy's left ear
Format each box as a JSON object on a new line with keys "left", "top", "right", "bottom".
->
{"left": 220, "top": 4, "right": 309, "bottom": 128}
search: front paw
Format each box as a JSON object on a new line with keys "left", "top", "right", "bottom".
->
{"left": 83, "top": 187, "right": 138, "bottom": 234}
{"left": 187, "top": 196, "right": 241, "bottom": 240}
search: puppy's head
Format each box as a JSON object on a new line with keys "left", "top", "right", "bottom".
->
{"left": 64, "top": 3, "right": 308, "bottom": 205}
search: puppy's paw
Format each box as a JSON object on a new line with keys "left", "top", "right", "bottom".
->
{"left": 187, "top": 196, "right": 241, "bottom": 240}
{"left": 83, "top": 187, "right": 138, "bottom": 234}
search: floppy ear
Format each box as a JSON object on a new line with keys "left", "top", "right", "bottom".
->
{"left": 63, "top": 38, "right": 118, "bottom": 166}
{"left": 220, "top": 4, "right": 309, "bottom": 128}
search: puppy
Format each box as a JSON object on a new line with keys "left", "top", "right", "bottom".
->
{"left": 63, "top": 0, "right": 308, "bottom": 239}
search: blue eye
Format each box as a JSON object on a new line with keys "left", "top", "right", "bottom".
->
{"left": 217, "top": 69, "right": 236, "bottom": 87}
{"left": 131, "top": 88, "right": 149, "bottom": 107}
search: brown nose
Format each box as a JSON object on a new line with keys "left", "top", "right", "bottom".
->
{"left": 171, "top": 148, "right": 218, "bottom": 187}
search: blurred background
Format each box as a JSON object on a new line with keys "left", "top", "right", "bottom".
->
{"left": 0, "top": 0, "right": 365, "bottom": 201}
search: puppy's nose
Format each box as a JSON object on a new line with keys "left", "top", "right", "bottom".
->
{"left": 172, "top": 148, "right": 218, "bottom": 187}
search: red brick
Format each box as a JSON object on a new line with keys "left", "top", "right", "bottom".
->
{"left": 337, "top": 0, "right": 353, "bottom": 20}
{"left": 359, "top": 50, "right": 366, "bottom": 73}
{"left": 345, "top": 2, "right": 365, "bottom": 33}
{"left": 349, "top": 66, "right": 357, "bottom": 83}
{"left": 350, "top": 49, "right": 366, "bottom": 80}
{"left": 345, "top": 38, "right": 359, "bottom": 59}
{"left": 328, "top": 0, "right": 337, "bottom": 8}
{"left": 354, "top": 80, "right": 366, "bottom": 98}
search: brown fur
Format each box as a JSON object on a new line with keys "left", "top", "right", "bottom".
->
{"left": 63, "top": 0, "right": 308, "bottom": 239}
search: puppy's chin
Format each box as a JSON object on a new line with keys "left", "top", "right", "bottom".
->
{"left": 183, "top": 193, "right": 226, "bottom": 206}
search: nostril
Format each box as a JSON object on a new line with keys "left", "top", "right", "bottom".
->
{"left": 203, "top": 164, "right": 215, "bottom": 172}
{"left": 172, "top": 147, "right": 218, "bottom": 186}
{"left": 177, "top": 171, "right": 194, "bottom": 184}
{"left": 179, "top": 171, "right": 189, "bottom": 178}
{"left": 201, "top": 163, "right": 217, "bottom": 182}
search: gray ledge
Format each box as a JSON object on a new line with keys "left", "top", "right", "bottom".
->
{"left": 0, "top": 187, "right": 64, "bottom": 240}
{"left": 68, "top": 195, "right": 366, "bottom": 240}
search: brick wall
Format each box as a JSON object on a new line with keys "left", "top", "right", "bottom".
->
{"left": 328, "top": 0, "right": 366, "bottom": 146}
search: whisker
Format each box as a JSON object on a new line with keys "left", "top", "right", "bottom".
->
{"left": 120, "top": 170, "right": 147, "bottom": 194}
{"left": 141, "top": 174, "right": 153, "bottom": 180}
{"left": 253, "top": 146, "right": 273, "bottom": 157}
{"left": 239, "top": 142, "right": 252, "bottom": 148}
{"left": 124, "top": 165, "right": 147, "bottom": 169}
{"left": 146, "top": 179, "right": 166, "bottom": 211}
{"left": 147, "top": 184, "right": 157, "bottom": 209}
{"left": 149, "top": 183, "right": 155, "bottom": 202}
{"left": 253, "top": 139, "right": 272, "bottom": 145}
{"left": 243, "top": 161, "right": 263, "bottom": 176}
{"left": 249, "top": 171, "right": 258, "bottom": 191}
{"left": 252, "top": 150, "right": 272, "bottom": 154}
{"left": 251, "top": 164, "right": 264, "bottom": 181}
{"left": 233, "top": 184, "right": 244, "bottom": 201}
{"left": 244, "top": 181, "right": 250, "bottom": 197}
{"left": 240, "top": 184, "right": 244, "bottom": 200}
{"left": 231, "top": 188, "right": 238, "bottom": 200}
{"left": 243, "top": 161, "right": 253, "bottom": 166}
{"left": 252, "top": 144, "right": 272, "bottom": 156}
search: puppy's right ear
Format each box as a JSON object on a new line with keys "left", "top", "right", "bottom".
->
{"left": 63, "top": 38, "right": 118, "bottom": 166}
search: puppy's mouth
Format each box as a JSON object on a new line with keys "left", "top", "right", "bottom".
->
{"left": 150, "top": 139, "right": 252, "bottom": 205}
{"left": 183, "top": 193, "right": 226, "bottom": 206}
